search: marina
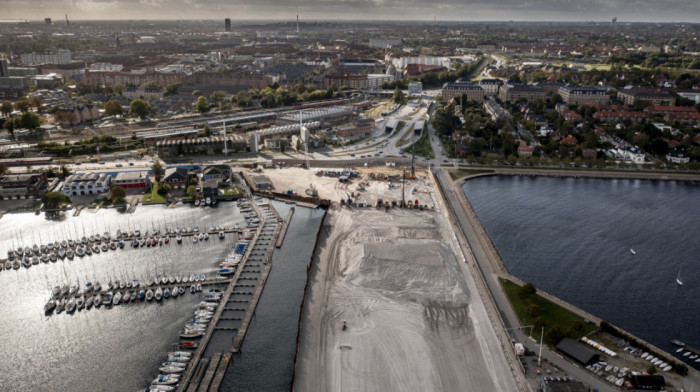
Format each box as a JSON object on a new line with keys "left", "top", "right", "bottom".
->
{"left": 0, "top": 184, "right": 321, "bottom": 392}
{"left": 0, "top": 226, "right": 250, "bottom": 271}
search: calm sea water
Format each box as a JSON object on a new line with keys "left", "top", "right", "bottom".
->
{"left": 462, "top": 176, "right": 700, "bottom": 368}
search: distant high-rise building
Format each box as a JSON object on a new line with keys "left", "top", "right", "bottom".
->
{"left": 45, "top": 18, "right": 51, "bottom": 25}
{"left": 225, "top": 18, "right": 231, "bottom": 32}
{"left": 65, "top": 14, "right": 69, "bottom": 26}
{"left": 612, "top": 17, "right": 617, "bottom": 24}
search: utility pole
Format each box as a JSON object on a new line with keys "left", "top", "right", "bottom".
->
{"left": 537, "top": 326, "right": 544, "bottom": 374}
{"left": 401, "top": 169, "right": 405, "bottom": 207}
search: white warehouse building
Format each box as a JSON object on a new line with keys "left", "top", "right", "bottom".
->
{"left": 62, "top": 173, "right": 112, "bottom": 196}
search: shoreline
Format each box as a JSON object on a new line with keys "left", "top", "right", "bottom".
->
{"left": 450, "top": 170, "right": 697, "bottom": 377}
{"left": 454, "top": 167, "right": 700, "bottom": 183}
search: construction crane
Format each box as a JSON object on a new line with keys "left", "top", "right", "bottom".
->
{"left": 300, "top": 110, "right": 318, "bottom": 197}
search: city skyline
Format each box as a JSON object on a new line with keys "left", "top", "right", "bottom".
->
{"left": 1, "top": 0, "right": 700, "bottom": 24}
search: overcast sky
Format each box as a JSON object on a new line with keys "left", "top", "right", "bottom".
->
{"left": 2, "top": 0, "right": 699, "bottom": 23}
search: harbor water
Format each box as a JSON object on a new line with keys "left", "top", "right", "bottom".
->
{"left": 462, "top": 176, "right": 700, "bottom": 368}
{"left": 222, "top": 201, "right": 325, "bottom": 391}
{"left": 0, "top": 204, "right": 247, "bottom": 392}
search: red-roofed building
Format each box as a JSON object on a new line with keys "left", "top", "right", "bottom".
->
{"left": 593, "top": 111, "right": 647, "bottom": 123}
{"left": 563, "top": 110, "right": 582, "bottom": 122}
{"left": 664, "top": 112, "right": 700, "bottom": 126}
{"left": 592, "top": 104, "right": 629, "bottom": 111}
{"left": 517, "top": 145, "right": 534, "bottom": 157}
{"left": 644, "top": 106, "right": 697, "bottom": 115}
{"left": 560, "top": 135, "right": 579, "bottom": 146}
{"left": 403, "top": 64, "right": 447, "bottom": 78}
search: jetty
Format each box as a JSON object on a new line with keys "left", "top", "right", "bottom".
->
{"left": 175, "top": 197, "right": 283, "bottom": 392}
{"left": 276, "top": 207, "right": 294, "bottom": 248}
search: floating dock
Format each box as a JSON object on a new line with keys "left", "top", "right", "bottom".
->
{"left": 176, "top": 197, "right": 282, "bottom": 392}
{"left": 276, "top": 207, "right": 294, "bottom": 248}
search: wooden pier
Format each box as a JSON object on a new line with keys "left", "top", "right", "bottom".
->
{"left": 276, "top": 207, "right": 294, "bottom": 248}
{"left": 176, "top": 196, "right": 283, "bottom": 392}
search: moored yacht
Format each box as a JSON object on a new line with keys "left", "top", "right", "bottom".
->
{"left": 155, "top": 287, "right": 163, "bottom": 301}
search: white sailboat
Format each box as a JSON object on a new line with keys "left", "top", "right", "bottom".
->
{"left": 676, "top": 267, "right": 683, "bottom": 286}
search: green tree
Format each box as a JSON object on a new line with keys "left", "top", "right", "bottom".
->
{"left": 42, "top": 191, "right": 69, "bottom": 209}
{"left": 165, "top": 82, "right": 182, "bottom": 96}
{"left": 29, "top": 96, "right": 43, "bottom": 112}
{"left": 525, "top": 303, "right": 543, "bottom": 318}
{"left": 15, "top": 98, "right": 31, "bottom": 113}
{"left": 546, "top": 325, "right": 567, "bottom": 344}
{"left": 2, "top": 100, "right": 13, "bottom": 117}
{"left": 110, "top": 185, "right": 126, "bottom": 204}
{"left": 3, "top": 117, "right": 16, "bottom": 135}
{"left": 59, "top": 165, "right": 71, "bottom": 180}
{"left": 582, "top": 132, "right": 599, "bottom": 149}
{"left": 129, "top": 99, "right": 151, "bottom": 118}
{"left": 104, "top": 100, "right": 123, "bottom": 116}
{"left": 501, "top": 130, "right": 516, "bottom": 157}
{"left": 113, "top": 84, "right": 125, "bottom": 96}
{"left": 157, "top": 182, "right": 170, "bottom": 195}
{"left": 196, "top": 96, "right": 210, "bottom": 113}
{"left": 202, "top": 125, "right": 212, "bottom": 137}
{"left": 393, "top": 87, "right": 406, "bottom": 104}
{"left": 211, "top": 90, "right": 227, "bottom": 102}
{"left": 17, "top": 111, "right": 42, "bottom": 130}
{"left": 186, "top": 185, "right": 197, "bottom": 198}
{"left": 151, "top": 161, "right": 164, "bottom": 178}
{"left": 519, "top": 282, "right": 537, "bottom": 298}
{"left": 140, "top": 81, "right": 160, "bottom": 89}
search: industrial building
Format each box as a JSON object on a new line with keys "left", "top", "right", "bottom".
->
{"left": 0, "top": 172, "right": 48, "bottom": 200}
{"left": 555, "top": 338, "right": 599, "bottom": 366}
{"left": 248, "top": 122, "right": 321, "bottom": 153}
{"left": 155, "top": 135, "right": 247, "bottom": 158}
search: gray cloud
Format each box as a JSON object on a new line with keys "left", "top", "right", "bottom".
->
{"left": 1, "top": 0, "right": 699, "bottom": 22}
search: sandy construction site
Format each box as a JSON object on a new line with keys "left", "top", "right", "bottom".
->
{"left": 287, "top": 168, "right": 518, "bottom": 392}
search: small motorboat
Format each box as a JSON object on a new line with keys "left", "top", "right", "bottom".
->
{"left": 151, "top": 374, "right": 180, "bottom": 385}
{"left": 44, "top": 299, "right": 56, "bottom": 314}
{"left": 158, "top": 365, "right": 185, "bottom": 373}
{"left": 102, "top": 292, "right": 113, "bottom": 306}
{"left": 113, "top": 291, "right": 122, "bottom": 305}
{"left": 179, "top": 329, "right": 204, "bottom": 339}
{"left": 65, "top": 297, "right": 76, "bottom": 313}
{"left": 146, "top": 289, "right": 154, "bottom": 301}
{"left": 179, "top": 341, "right": 199, "bottom": 349}
{"left": 155, "top": 287, "right": 163, "bottom": 301}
